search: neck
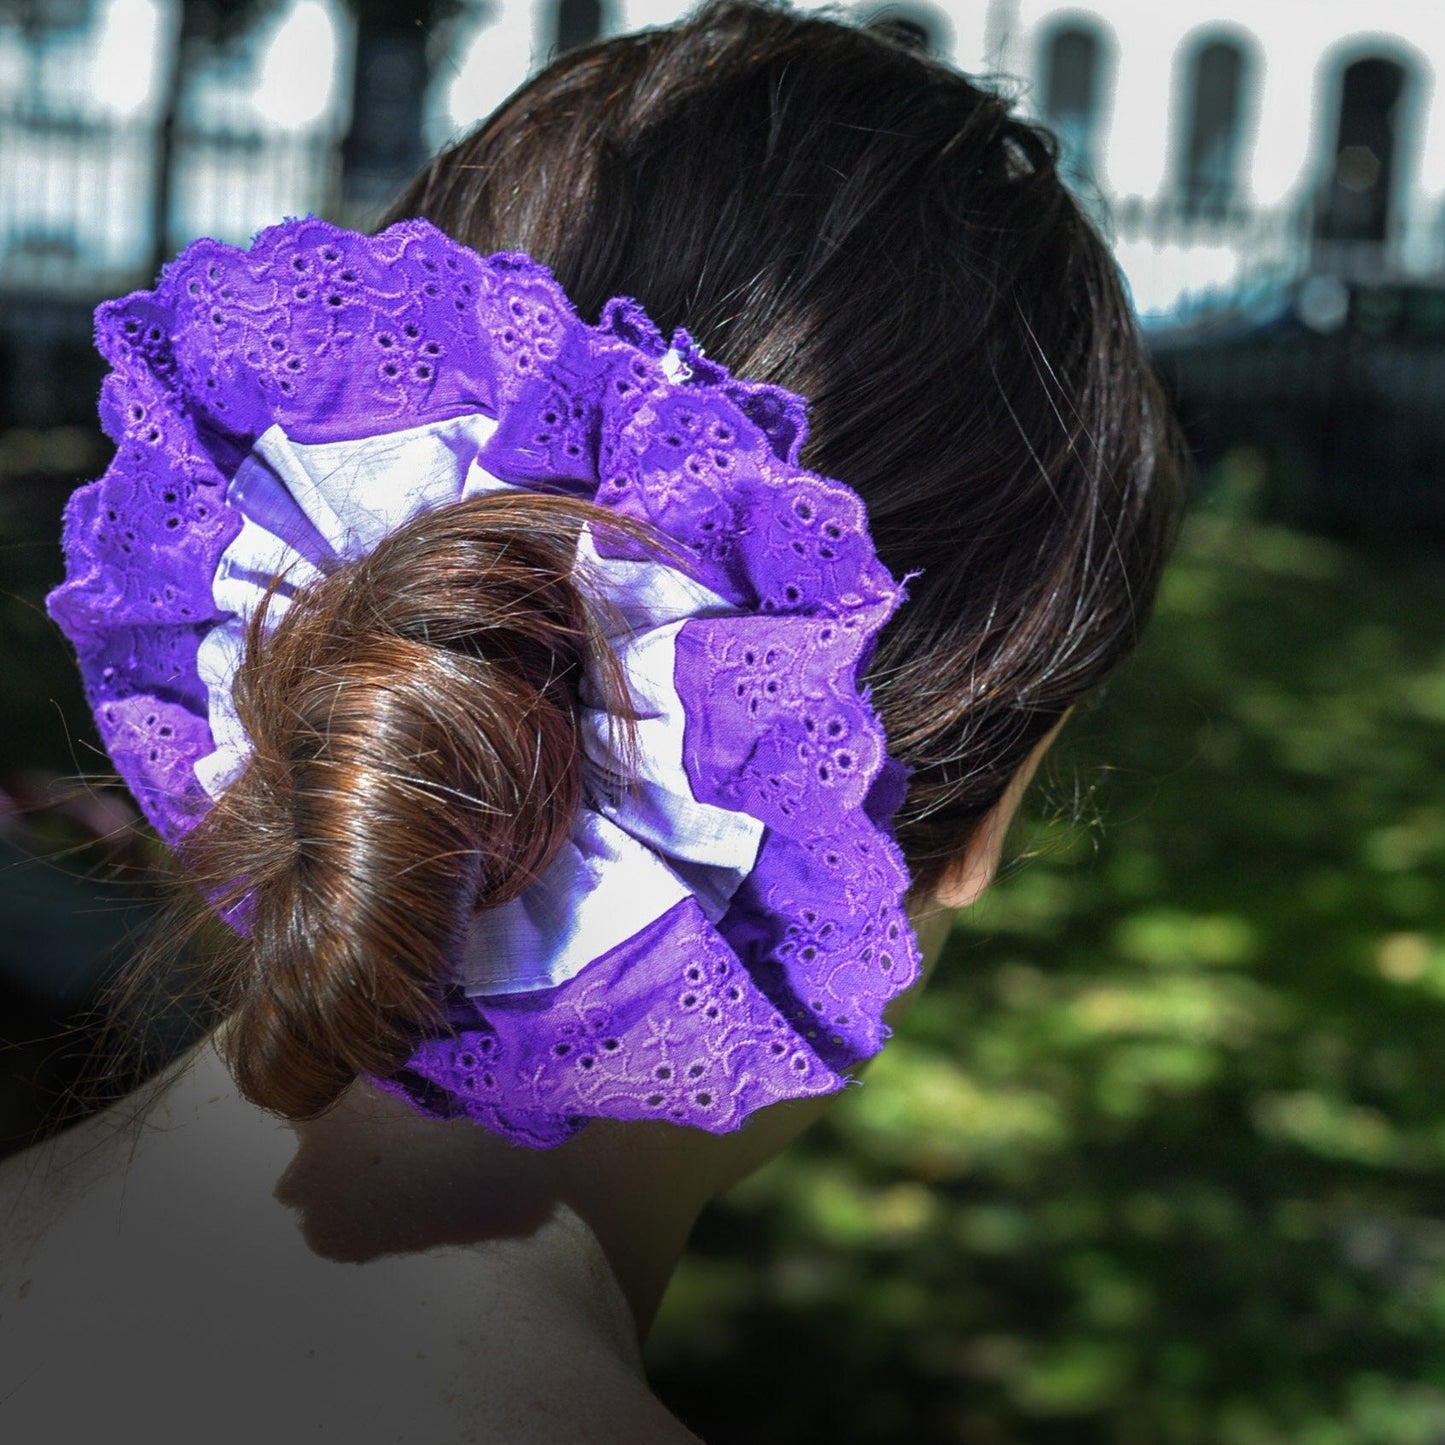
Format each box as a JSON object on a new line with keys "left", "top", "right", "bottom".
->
{"left": 145, "top": 1031, "right": 712, "bottom": 1341}
{"left": 105, "top": 901, "right": 955, "bottom": 1350}
{"left": 4, "top": 1034, "right": 714, "bottom": 1443}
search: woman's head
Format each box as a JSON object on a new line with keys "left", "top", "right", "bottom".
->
{"left": 390, "top": 0, "right": 1180, "bottom": 890}
{"left": 60, "top": 0, "right": 1179, "bottom": 1129}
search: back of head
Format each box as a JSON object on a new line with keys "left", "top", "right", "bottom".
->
{"left": 61, "top": 0, "right": 1179, "bottom": 1128}
{"left": 392, "top": 0, "right": 1179, "bottom": 882}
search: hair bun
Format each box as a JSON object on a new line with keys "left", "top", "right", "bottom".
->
{"left": 188, "top": 492, "right": 627, "bottom": 1120}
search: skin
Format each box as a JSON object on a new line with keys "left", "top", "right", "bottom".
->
{"left": 0, "top": 730, "right": 1057, "bottom": 1445}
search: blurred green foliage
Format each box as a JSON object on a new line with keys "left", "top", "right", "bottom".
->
{"left": 649, "top": 515, "right": 1445, "bottom": 1445}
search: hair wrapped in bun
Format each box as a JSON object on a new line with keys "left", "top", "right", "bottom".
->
{"left": 185, "top": 495, "right": 639, "bottom": 1120}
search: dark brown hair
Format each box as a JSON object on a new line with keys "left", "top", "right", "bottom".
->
{"left": 389, "top": 0, "right": 1180, "bottom": 875}
{"left": 137, "top": 0, "right": 1180, "bottom": 1120}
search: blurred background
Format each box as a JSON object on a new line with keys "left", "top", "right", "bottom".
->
{"left": 3, "top": 2, "right": 1445, "bottom": 1442}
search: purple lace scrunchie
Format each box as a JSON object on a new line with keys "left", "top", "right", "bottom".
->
{"left": 48, "top": 217, "right": 921, "bottom": 1147}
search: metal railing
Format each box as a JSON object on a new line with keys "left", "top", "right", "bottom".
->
{"left": 1108, "top": 194, "right": 1445, "bottom": 328}
{"left": 4, "top": 105, "right": 1445, "bottom": 331}
{"left": 0, "top": 107, "right": 340, "bottom": 298}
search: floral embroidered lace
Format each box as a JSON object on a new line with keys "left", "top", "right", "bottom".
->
{"left": 49, "top": 218, "right": 920, "bottom": 1145}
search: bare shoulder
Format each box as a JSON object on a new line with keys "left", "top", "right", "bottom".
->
{"left": 2, "top": 1213, "right": 702, "bottom": 1445}
{"left": 0, "top": 1066, "right": 706, "bottom": 1445}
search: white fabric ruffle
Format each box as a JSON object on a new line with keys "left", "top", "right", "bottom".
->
{"left": 194, "top": 416, "right": 763, "bottom": 997}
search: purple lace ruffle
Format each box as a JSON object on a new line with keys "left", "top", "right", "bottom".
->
{"left": 48, "top": 217, "right": 920, "bottom": 1146}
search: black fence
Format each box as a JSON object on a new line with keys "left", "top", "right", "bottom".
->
{"left": 0, "top": 106, "right": 341, "bottom": 428}
{"left": 0, "top": 107, "right": 339, "bottom": 299}
{"left": 3, "top": 103, "right": 1445, "bottom": 543}
{"left": 1155, "top": 281, "right": 1445, "bottom": 544}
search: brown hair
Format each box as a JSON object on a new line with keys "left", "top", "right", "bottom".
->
{"left": 175, "top": 495, "right": 644, "bottom": 1119}
{"left": 116, "top": 1, "right": 1181, "bottom": 1120}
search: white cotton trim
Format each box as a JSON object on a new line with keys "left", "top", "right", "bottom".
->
{"left": 457, "top": 810, "right": 695, "bottom": 996}
{"left": 252, "top": 414, "right": 503, "bottom": 559}
{"left": 192, "top": 417, "right": 764, "bottom": 998}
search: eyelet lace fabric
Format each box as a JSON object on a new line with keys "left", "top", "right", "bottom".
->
{"left": 48, "top": 217, "right": 920, "bottom": 1146}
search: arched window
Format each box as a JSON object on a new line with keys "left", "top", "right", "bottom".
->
{"left": 553, "top": 0, "right": 606, "bottom": 56}
{"left": 1041, "top": 23, "right": 1104, "bottom": 186}
{"left": 1179, "top": 39, "right": 1247, "bottom": 217}
{"left": 1316, "top": 55, "right": 1410, "bottom": 243}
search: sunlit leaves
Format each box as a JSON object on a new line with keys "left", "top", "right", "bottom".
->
{"left": 651, "top": 517, "right": 1445, "bottom": 1444}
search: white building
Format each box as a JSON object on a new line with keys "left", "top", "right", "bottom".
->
{"left": 972, "top": 0, "right": 1445, "bottom": 319}
{"left": 441, "top": 0, "right": 1445, "bottom": 321}
{"left": 4, "top": 0, "right": 1445, "bottom": 324}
